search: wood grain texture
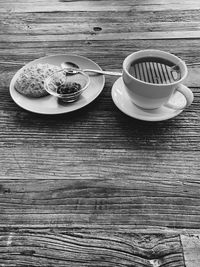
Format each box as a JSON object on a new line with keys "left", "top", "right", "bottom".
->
{"left": 0, "top": 228, "right": 184, "bottom": 267}
{"left": 1, "top": 8, "right": 200, "bottom": 42}
{"left": 0, "top": 178, "right": 200, "bottom": 229}
{"left": 0, "top": 0, "right": 200, "bottom": 13}
{"left": 0, "top": 0, "right": 200, "bottom": 266}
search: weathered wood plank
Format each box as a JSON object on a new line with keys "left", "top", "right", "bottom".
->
{"left": 0, "top": 0, "right": 200, "bottom": 13}
{"left": 2, "top": 31, "right": 200, "bottom": 42}
{"left": 1, "top": 149, "right": 198, "bottom": 180}
{"left": 1, "top": 9, "right": 200, "bottom": 22}
{"left": 0, "top": 178, "right": 200, "bottom": 228}
{"left": 0, "top": 228, "right": 184, "bottom": 266}
{"left": 1, "top": 3, "right": 199, "bottom": 41}
{"left": 0, "top": 98, "right": 199, "bottom": 148}
{"left": 1, "top": 13, "right": 200, "bottom": 35}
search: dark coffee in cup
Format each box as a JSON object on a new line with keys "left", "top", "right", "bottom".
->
{"left": 128, "top": 57, "right": 181, "bottom": 84}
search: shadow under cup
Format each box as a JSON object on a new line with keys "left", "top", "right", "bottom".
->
{"left": 122, "top": 50, "right": 188, "bottom": 109}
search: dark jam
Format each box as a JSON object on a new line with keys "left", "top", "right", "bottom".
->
{"left": 56, "top": 82, "right": 81, "bottom": 94}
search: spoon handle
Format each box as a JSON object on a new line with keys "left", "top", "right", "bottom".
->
{"left": 83, "top": 69, "right": 122, "bottom": 76}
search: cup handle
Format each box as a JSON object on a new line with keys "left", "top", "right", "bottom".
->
{"left": 164, "top": 84, "right": 194, "bottom": 110}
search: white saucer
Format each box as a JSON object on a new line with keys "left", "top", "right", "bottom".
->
{"left": 111, "top": 78, "right": 185, "bottom": 121}
{"left": 9, "top": 54, "right": 105, "bottom": 114}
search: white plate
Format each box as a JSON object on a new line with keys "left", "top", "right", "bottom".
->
{"left": 111, "top": 77, "right": 185, "bottom": 121}
{"left": 9, "top": 54, "right": 105, "bottom": 114}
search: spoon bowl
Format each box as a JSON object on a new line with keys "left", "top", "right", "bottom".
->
{"left": 61, "top": 62, "right": 80, "bottom": 69}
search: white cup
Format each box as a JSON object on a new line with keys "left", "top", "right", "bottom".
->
{"left": 122, "top": 49, "right": 194, "bottom": 110}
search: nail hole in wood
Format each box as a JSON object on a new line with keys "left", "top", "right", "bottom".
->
{"left": 93, "top": 27, "right": 102, "bottom": 32}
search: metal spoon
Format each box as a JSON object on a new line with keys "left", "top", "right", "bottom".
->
{"left": 61, "top": 62, "right": 122, "bottom": 76}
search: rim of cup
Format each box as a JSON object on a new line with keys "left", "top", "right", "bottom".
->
{"left": 122, "top": 49, "right": 188, "bottom": 86}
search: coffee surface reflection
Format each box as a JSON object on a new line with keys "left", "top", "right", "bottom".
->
{"left": 128, "top": 57, "right": 181, "bottom": 84}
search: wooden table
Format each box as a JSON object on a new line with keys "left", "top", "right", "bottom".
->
{"left": 0, "top": 0, "right": 200, "bottom": 266}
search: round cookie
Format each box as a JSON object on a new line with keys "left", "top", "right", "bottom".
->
{"left": 14, "top": 63, "right": 60, "bottom": 97}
